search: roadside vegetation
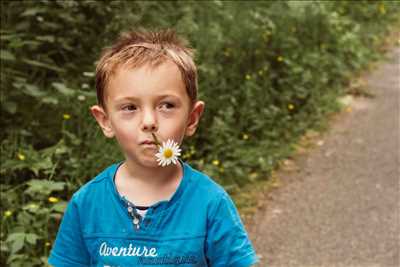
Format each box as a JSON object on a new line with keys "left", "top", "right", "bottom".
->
{"left": 1, "top": 1, "right": 399, "bottom": 265}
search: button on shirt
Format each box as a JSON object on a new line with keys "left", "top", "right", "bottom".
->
{"left": 49, "top": 160, "right": 259, "bottom": 267}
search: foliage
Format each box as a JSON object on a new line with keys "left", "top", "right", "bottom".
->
{"left": 1, "top": 0, "right": 399, "bottom": 265}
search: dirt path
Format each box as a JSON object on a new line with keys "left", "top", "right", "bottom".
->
{"left": 248, "top": 47, "right": 400, "bottom": 267}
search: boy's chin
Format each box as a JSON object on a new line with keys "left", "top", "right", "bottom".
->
{"left": 142, "top": 159, "right": 177, "bottom": 169}
{"left": 140, "top": 157, "right": 165, "bottom": 168}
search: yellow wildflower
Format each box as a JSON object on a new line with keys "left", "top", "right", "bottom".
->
{"left": 288, "top": 104, "right": 295, "bottom": 110}
{"left": 190, "top": 145, "right": 196, "bottom": 155}
{"left": 258, "top": 70, "right": 264, "bottom": 76}
{"left": 277, "top": 56, "right": 284, "bottom": 62}
{"left": 182, "top": 152, "right": 191, "bottom": 160}
{"left": 242, "top": 133, "right": 249, "bottom": 140}
{"left": 249, "top": 172, "right": 258, "bottom": 179}
{"left": 29, "top": 203, "right": 38, "bottom": 209}
{"left": 17, "top": 153, "right": 26, "bottom": 161}
{"left": 245, "top": 74, "right": 251, "bottom": 80}
{"left": 4, "top": 210, "right": 12, "bottom": 217}
{"left": 63, "top": 114, "right": 71, "bottom": 120}
{"left": 212, "top": 160, "right": 220, "bottom": 166}
{"left": 219, "top": 167, "right": 225, "bottom": 173}
{"left": 48, "top": 197, "right": 59, "bottom": 203}
{"left": 45, "top": 242, "right": 51, "bottom": 247}
{"left": 379, "top": 3, "right": 386, "bottom": 15}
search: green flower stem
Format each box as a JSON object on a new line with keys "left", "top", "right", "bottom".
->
{"left": 151, "top": 133, "right": 162, "bottom": 148}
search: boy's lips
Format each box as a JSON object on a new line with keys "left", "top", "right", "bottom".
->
{"left": 140, "top": 140, "right": 157, "bottom": 145}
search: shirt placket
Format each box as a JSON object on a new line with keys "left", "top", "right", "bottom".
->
{"left": 122, "top": 196, "right": 145, "bottom": 231}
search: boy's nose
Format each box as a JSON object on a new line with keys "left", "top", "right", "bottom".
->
{"left": 141, "top": 110, "right": 158, "bottom": 132}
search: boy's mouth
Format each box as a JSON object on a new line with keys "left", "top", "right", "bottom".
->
{"left": 140, "top": 140, "right": 156, "bottom": 145}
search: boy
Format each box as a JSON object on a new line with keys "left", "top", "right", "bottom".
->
{"left": 49, "top": 29, "right": 259, "bottom": 267}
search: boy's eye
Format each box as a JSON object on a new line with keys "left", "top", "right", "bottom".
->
{"left": 160, "top": 102, "right": 175, "bottom": 110}
{"left": 122, "top": 105, "right": 137, "bottom": 111}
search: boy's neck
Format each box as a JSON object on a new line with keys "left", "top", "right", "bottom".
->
{"left": 115, "top": 160, "right": 183, "bottom": 207}
{"left": 121, "top": 159, "right": 182, "bottom": 187}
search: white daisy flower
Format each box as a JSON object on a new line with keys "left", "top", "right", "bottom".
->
{"left": 154, "top": 137, "right": 182, "bottom": 167}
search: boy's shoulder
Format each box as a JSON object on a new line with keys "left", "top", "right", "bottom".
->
{"left": 185, "top": 162, "right": 227, "bottom": 196}
{"left": 69, "top": 162, "right": 119, "bottom": 202}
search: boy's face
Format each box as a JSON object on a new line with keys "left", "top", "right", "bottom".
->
{"left": 90, "top": 60, "right": 204, "bottom": 168}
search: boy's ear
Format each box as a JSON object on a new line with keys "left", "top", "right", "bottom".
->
{"left": 90, "top": 105, "right": 115, "bottom": 138}
{"left": 185, "top": 101, "right": 205, "bottom": 137}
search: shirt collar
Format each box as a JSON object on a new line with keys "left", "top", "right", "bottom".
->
{"left": 108, "top": 158, "right": 189, "bottom": 214}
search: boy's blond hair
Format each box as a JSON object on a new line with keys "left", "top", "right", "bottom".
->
{"left": 95, "top": 29, "right": 198, "bottom": 110}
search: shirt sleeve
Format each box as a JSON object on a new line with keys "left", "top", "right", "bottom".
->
{"left": 48, "top": 196, "right": 90, "bottom": 267}
{"left": 205, "top": 191, "right": 259, "bottom": 267}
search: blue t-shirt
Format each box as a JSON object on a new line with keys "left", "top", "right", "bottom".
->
{"left": 49, "top": 160, "right": 259, "bottom": 267}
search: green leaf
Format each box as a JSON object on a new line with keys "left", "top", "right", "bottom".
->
{"left": 83, "top": 72, "right": 95, "bottom": 77}
{"left": 0, "top": 50, "right": 16, "bottom": 61}
{"left": 77, "top": 90, "right": 96, "bottom": 98}
{"left": 26, "top": 179, "right": 66, "bottom": 195}
{"left": 52, "top": 82, "right": 75, "bottom": 96}
{"left": 40, "top": 256, "right": 49, "bottom": 265}
{"left": 23, "top": 84, "right": 46, "bottom": 98}
{"left": 11, "top": 237, "right": 25, "bottom": 254}
{"left": 0, "top": 33, "right": 22, "bottom": 41}
{"left": 63, "top": 130, "right": 81, "bottom": 146}
{"left": 6, "top": 253, "right": 25, "bottom": 264}
{"left": 20, "top": 7, "right": 47, "bottom": 17}
{"left": 19, "top": 129, "right": 32, "bottom": 137}
{"left": 41, "top": 96, "right": 59, "bottom": 105}
{"left": 12, "top": 82, "right": 23, "bottom": 89}
{"left": 3, "top": 101, "right": 17, "bottom": 114}
{"left": 51, "top": 201, "right": 67, "bottom": 213}
{"left": 25, "top": 233, "right": 39, "bottom": 245}
{"left": 35, "top": 35, "right": 55, "bottom": 43}
{"left": 6, "top": 233, "right": 25, "bottom": 254}
{"left": 6, "top": 233, "right": 25, "bottom": 243}
{"left": 0, "top": 242, "right": 9, "bottom": 253}
{"left": 30, "top": 156, "right": 53, "bottom": 176}
{"left": 22, "top": 58, "right": 64, "bottom": 72}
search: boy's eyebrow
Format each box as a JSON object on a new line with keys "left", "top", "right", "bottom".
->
{"left": 114, "top": 96, "right": 139, "bottom": 103}
{"left": 159, "top": 94, "right": 181, "bottom": 100}
{"left": 114, "top": 94, "right": 181, "bottom": 103}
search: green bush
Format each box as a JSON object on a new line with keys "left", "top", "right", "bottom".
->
{"left": 1, "top": 1, "right": 399, "bottom": 265}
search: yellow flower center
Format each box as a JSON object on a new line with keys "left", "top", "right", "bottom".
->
{"left": 163, "top": 149, "right": 173, "bottom": 159}
{"left": 4, "top": 211, "right": 12, "bottom": 217}
{"left": 48, "top": 197, "right": 59, "bottom": 203}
